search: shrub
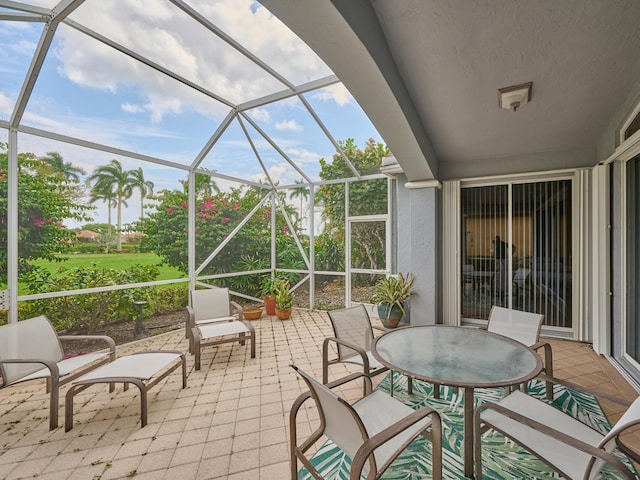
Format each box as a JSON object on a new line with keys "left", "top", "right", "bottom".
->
{"left": 21, "top": 264, "right": 160, "bottom": 332}
{"left": 146, "top": 285, "right": 189, "bottom": 313}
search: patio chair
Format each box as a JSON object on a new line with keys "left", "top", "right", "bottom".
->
{"left": 487, "top": 306, "right": 553, "bottom": 400}
{"left": 290, "top": 365, "right": 442, "bottom": 480}
{"left": 0, "top": 315, "right": 116, "bottom": 430}
{"left": 323, "top": 305, "right": 391, "bottom": 395}
{"left": 474, "top": 388, "right": 640, "bottom": 480}
{"left": 187, "top": 287, "right": 255, "bottom": 370}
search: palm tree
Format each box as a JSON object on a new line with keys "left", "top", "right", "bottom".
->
{"left": 289, "top": 180, "right": 310, "bottom": 232}
{"left": 89, "top": 182, "right": 117, "bottom": 238}
{"left": 41, "top": 151, "right": 85, "bottom": 182}
{"left": 86, "top": 159, "right": 135, "bottom": 252}
{"left": 129, "top": 167, "right": 154, "bottom": 219}
{"left": 195, "top": 172, "right": 220, "bottom": 197}
{"left": 180, "top": 172, "right": 220, "bottom": 198}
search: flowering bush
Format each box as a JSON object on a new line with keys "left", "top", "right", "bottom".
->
{"left": 0, "top": 144, "right": 92, "bottom": 278}
{"left": 137, "top": 184, "right": 298, "bottom": 281}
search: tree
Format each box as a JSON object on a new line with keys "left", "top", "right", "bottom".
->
{"left": 316, "top": 138, "right": 389, "bottom": 271}
{"left": 86, "top": 159, "right": 135, "bottom": 252}
{"left": 179, "top": 172, "right": 220, "bottom": 197}
{"left": 129, "top": 167, "right": 154, "bottom": 219}
{"left": 40, "top": 151, "right": 85, "bottom": 182}
{"left": 138, "top": 185, "right": 275, "bottom": 276}
{"left": 88, "top": 180, "right": 117, "bottom": 240}
{"left": 289, "top": 179, "right": 309, "bottom": 232}
{"left": 0, "top": 143, "right": 92, "bottom": 278}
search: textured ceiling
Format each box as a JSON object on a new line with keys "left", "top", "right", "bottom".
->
{"left": 372, "top": 0, "right": 640, "bottom": 162}
{"left": 265, "top": 0, "right": 640, "bottom": 181}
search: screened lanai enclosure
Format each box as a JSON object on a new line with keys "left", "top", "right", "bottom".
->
{"left": 0, "top": 0, "right": 394, "bottom": 326}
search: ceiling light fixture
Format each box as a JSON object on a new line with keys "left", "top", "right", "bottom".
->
{"left": 498, "top": 81, "right": 532, "bottom": 112}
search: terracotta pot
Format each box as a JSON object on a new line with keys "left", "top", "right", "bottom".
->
{"left": 377, "top": 304, "right": 404, "bottom": 328}
{"left": 263, "top": 296, "right": 276, "bottom": 315}
{"left": 275, "top": 308, "right": 292, "bottom": 320}
{"left": 243, "top": 307, "right": 262, "bottom": 320}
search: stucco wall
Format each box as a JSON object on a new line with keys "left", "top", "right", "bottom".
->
{"left": 395, "top": 176, "right": 440, "bottom": 325}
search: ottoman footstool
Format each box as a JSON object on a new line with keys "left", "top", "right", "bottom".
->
{"left": 65, "top": 350, "right": 186, "bottom": 431}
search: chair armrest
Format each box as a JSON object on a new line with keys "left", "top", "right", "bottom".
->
{"left": 59, "top": 335, "right": 116, "bottom": 358}
{"left": 322, "top": 337, "right": 370, "bottom": 370}
{"left": 531, "top": 340, "right": 551, "bottom": 354}
{"left": 352, "top": 405, "right": 442, "bottom": 478}
{"left": 186, "top": 305, "right": 196, "bottom": 331}
{"left": 476, "top": 400, "right": 636, "bottom": 480}
{"left": 537, "top": 373, "right": 631, "bottom": 407}
{"left": 0, "top": 358, "right": 60, "bottom": 386}
{"left": 292, "top": 370, "right": 372, "bottom": 409}
{"left": 230, "top": 301, "right": 243, "bottom": 318}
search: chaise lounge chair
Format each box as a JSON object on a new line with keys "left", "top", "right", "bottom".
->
{"left": 0, "top": 315, "right": 116, "bottom": 430}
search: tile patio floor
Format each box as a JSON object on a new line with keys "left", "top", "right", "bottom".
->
{"left": 0, "top": 310, "right": 639, "bottom": 480}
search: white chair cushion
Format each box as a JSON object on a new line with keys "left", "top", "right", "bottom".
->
{"left": 76, "top": 352, "right": 181, "bottom": 382}
{"left": 197, "top": 321, "right": 250, "bottom": 340}
{"left": 0, "top": 316, "right": 64, "bottom": 383}
{"left": 354, "top": 390, "right": 432, "bottom": 472}
{"left": 488, "top": 306, "right": 543, "bottom": 346}
{"left": 15, "top": 352, "right": 111, "bottom": 384}
{"left": 191, "top": 288, "right": 232, "bottom": 321}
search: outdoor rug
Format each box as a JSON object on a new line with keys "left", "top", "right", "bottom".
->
{"left": 299, "top": 375, "right": 638, "bottom": 479}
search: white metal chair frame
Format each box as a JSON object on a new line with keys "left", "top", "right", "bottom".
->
{"left": 474, "top": 378, "right": 640, "bottom": 480}
{"left": 290, "top": 366, "right": 442, "bottom": 480}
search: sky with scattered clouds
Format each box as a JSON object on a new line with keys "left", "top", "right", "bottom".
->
{"left": 0, "top": 0, "right": 382, "bottom": 228}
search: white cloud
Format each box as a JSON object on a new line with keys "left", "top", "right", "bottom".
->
{"left": 248, "top": 108, "right": 270, "bottom": 122}
{"left": 312, "top": 84, "right": 355, "bottom": 107}
{"left": 121, "top": 103, "right": 145, "bottom": 114}
{"left": 51, "top": 0, "right": 334, "bottom": 124}
{"left": 286, "top": 147, "right": 325, "bottom": 165}
{"left": 0, "top": 91, "right": 14, "bottom": 118}
{"left": 275, "top": 119, "right": 302, "bottom": 132}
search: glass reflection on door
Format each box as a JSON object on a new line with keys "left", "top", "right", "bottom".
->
{"left": 461, "top": 180, "right": 572, "bottom": 330}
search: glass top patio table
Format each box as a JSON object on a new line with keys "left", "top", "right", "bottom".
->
{"left": 372, "top": 325, "right": 542, "bottom": 477}
{"left": 372, "top": 324, "right": 541, "bottom": 388}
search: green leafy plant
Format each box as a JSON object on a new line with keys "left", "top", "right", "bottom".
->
{"left": 371, "top": 272, "right": 415, "bottom": 316}
{"left": 21, "top": 264, "right": 160, "bottom": 332}
{"left": 274, "top": 279, "right": 294, "bottom": 310}
{"left": 260, "top": 271, "right": 287, "bottom": 298}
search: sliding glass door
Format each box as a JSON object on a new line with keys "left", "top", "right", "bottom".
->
{"left": 626, "top": 156, "right": 640, "bottom": 363}
{"left": 461, "top": 179, "right": 573, "bottom": 330}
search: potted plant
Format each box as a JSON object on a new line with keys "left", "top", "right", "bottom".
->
{"left": 261, "top": 274, "right": 284, "bottom": 315}
{"left": 274, "top": 279, "right": 294, "bottom": 320}
{"left": 371, "top": 272, "right": 415, "bottom": 328}
{"left": 242, "top": 306, "right": 263, "bottom": 320}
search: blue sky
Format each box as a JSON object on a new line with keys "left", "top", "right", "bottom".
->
{"left": 0, "top": 0, "right": 383, "bottom": 228}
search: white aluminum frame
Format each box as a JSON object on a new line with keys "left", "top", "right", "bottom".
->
{"left": 449, "top": 171, "right": 579, "bottom": 338}
{"left": 0, "top": 1, "right": 391, "bottom": 322}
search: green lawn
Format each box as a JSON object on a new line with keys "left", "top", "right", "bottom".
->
{"left": 31, "top": 253, "right": 184, "bottom": 280}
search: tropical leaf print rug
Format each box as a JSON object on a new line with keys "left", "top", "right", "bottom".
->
{"left": 298, "top": 375, "right": 637, "bottom": 479}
